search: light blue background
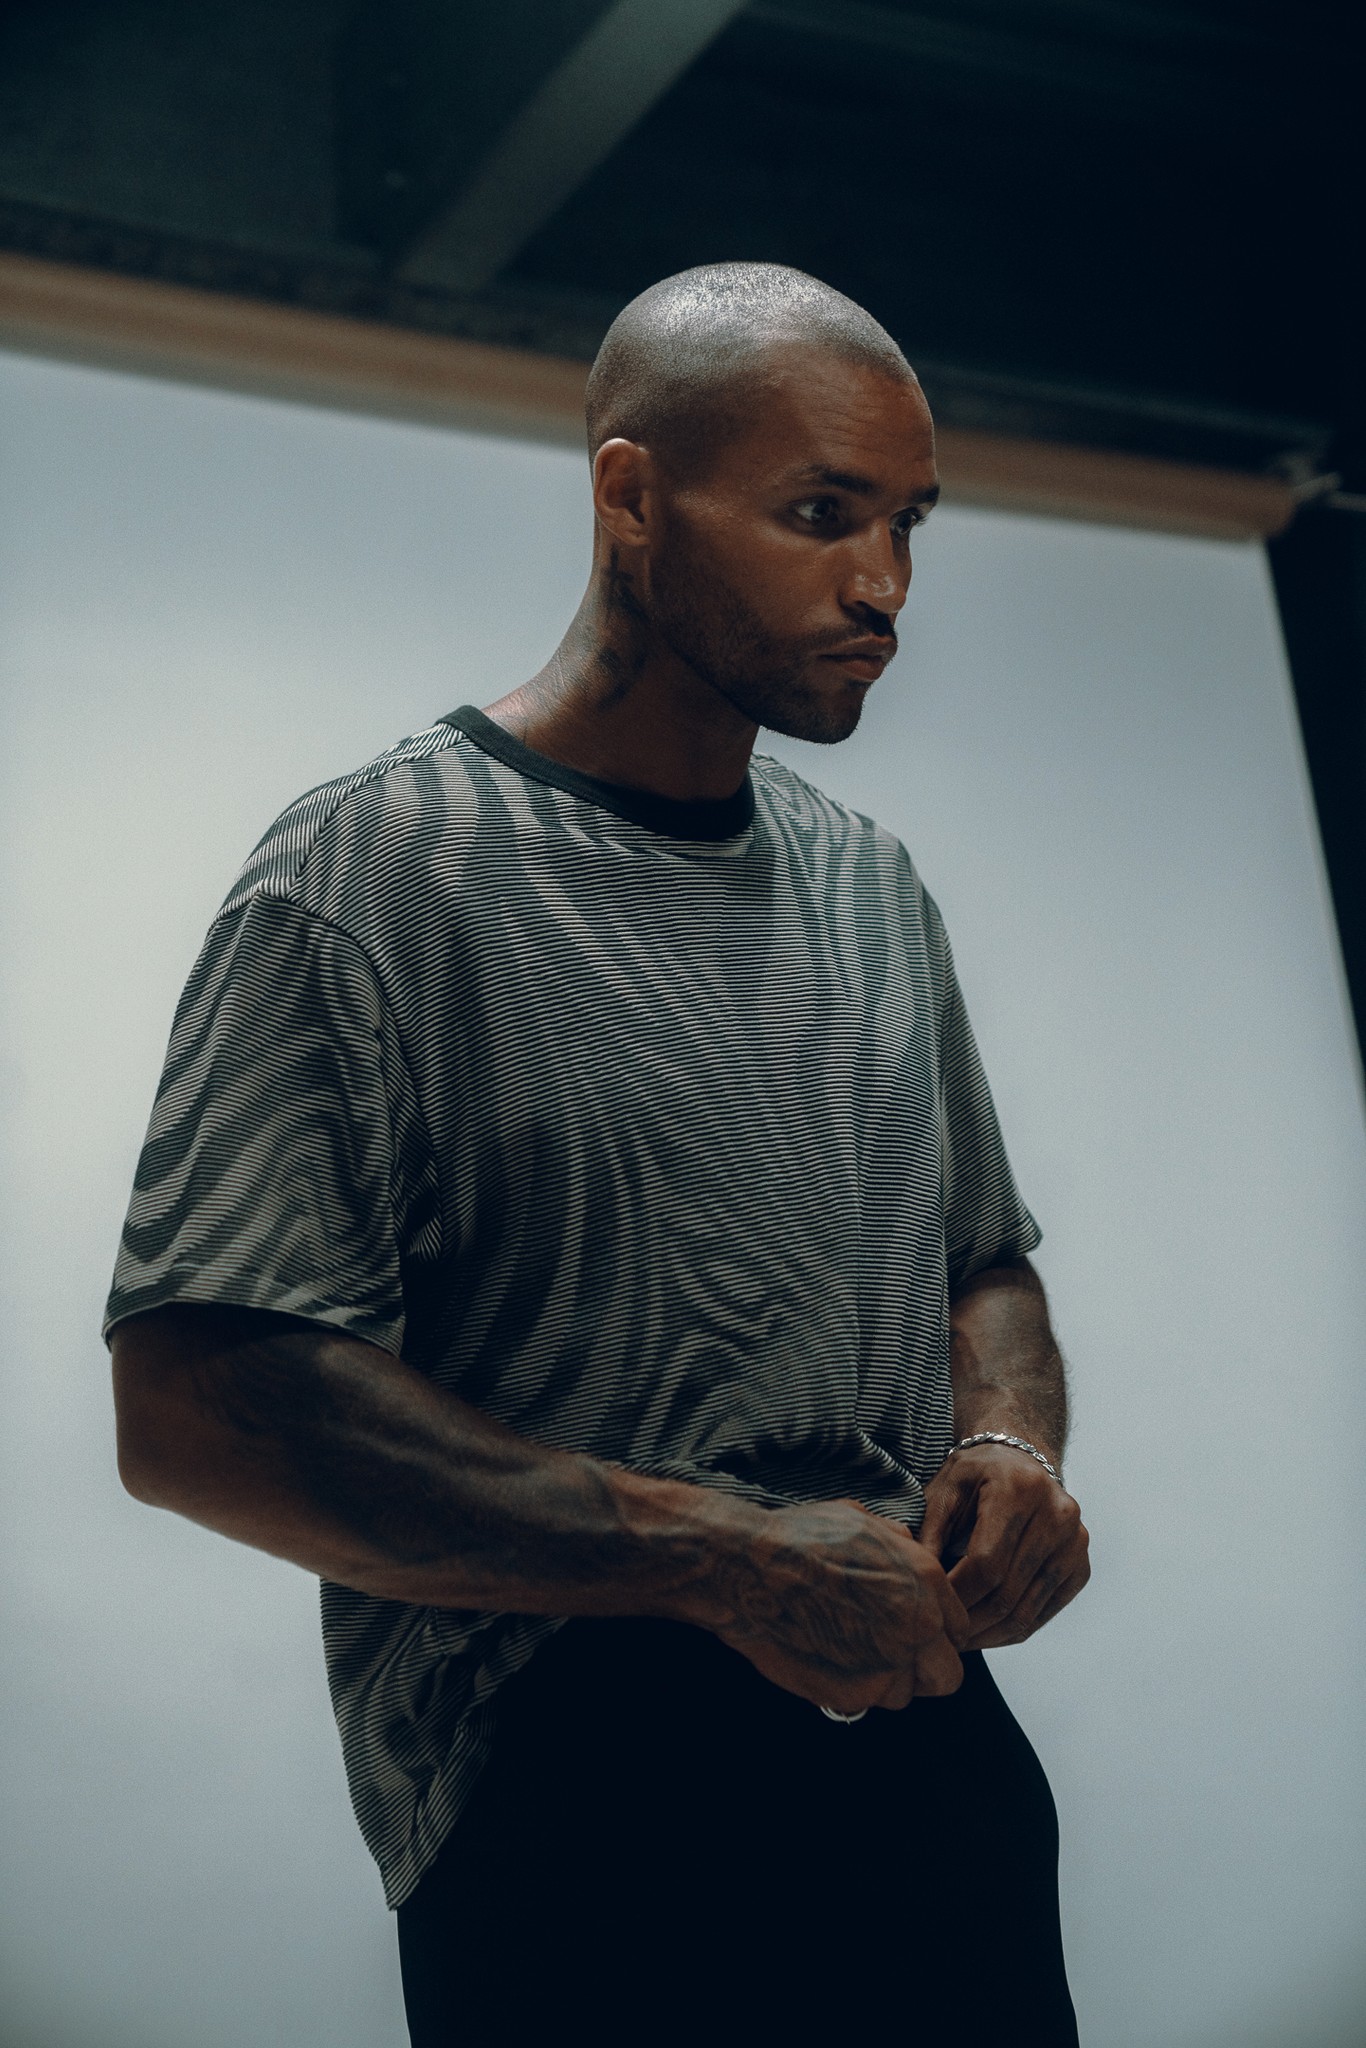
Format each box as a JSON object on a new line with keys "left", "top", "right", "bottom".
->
{"left": 2, "top": 350, "right": 1363, "bottom": 2047}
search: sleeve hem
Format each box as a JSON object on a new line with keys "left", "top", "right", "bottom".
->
{"left": 945, "top": 1210, "right": 1044, "bottom": 1293}
{"left": 102, "top": 1278, "right": 406, "bottom": 1358}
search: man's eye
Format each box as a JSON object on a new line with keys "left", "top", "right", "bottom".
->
{"left": 892, "top": 510, "right": 923, "bottom": 539}
{"left": 794, "top": 498, "right": 840, "bottom": 525}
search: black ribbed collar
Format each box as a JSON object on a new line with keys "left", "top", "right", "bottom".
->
{"left": 440, "top": 705, "right": 756, "bottom": 842}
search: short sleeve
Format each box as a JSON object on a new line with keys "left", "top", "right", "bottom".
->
{"left": 923, "top": 891, "right": 1043, "bottom": 1290}
{"left": 103, "top": 893, "right": 438, "bottom": 1353}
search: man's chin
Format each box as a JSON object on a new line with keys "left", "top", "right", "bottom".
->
{"left": 757, "top": 678, "right": 869, "bottom": 747}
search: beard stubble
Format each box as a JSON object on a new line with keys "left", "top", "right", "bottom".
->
{"left": 646, "top": 525, "right": 872, "bottom": 746}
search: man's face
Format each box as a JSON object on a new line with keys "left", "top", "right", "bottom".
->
{"left": 643, "top": 349, "right": 939, "bottom": 745}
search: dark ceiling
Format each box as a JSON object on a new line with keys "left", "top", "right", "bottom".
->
{"left": 0, "top": 0, "right": 1360, "bottom": 484}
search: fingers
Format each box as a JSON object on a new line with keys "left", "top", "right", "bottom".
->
{"left": 868, "top": 1559, "right": 969, "bottom": 1708}
{"left": 801, "top": 1479, "right": 1089, "bottom": 1714}
{"left": 962, "top": 1556, "right": 1064, "bottom": 1649}
{"left": 752, "top": 1494, "right": 1015, "bottom": 1715}
{"left": 962, "top": 1526, "right": 1091, "bottom": 1650}
{"left": 965, "top": 1559, "right": 1089, "bottom": 1650}
{"left": 949, "top": 1484, "right": 1085, "bottom": 1631}
{"left": 844, "top": 1493, "right": 972, "bottom": 1647}
{"left": 945, "top": 1499, "right": 1037, "bottom": 1616}
{"left": 946, "top": 1530, "right": 1013, "bottom": 1614}
{"left": 807, "top": 1514, "right": 970, "bottom": 1713}
{"left": 917, "top": 1469, "right": 972, "bottom": 1561}
{"left": 938, "top": 1570, "right": 972, "bottom": 1650}
{"left": 851, "top": 1634, "right": 964, "bottom": 1714}
{"left": 911, "top": 1632, "right": 966, "bottom": 1698}
{"left": 1033, "top": 1548, "right": 1090, "bottom": 1629}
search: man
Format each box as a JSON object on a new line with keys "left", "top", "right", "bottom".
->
{"left": 106, "top": 261, "right": 1090, "bottom": 2045}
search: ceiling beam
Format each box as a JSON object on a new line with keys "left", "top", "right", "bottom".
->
{"left": 0, "top": 252, "right": 1298, "bottom": 542}
{"left": 395, "top": 0, "right": 746, "bottom": 293}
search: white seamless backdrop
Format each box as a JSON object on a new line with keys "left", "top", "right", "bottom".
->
{"left": 2, "top": 351, "right": 1363, "bottom": 2048}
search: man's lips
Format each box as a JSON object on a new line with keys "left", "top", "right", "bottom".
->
{"left": 818, "top": 640, "right": 896, "bottom": 677}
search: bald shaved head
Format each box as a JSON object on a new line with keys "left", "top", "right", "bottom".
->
{"left": 498, "top": 261, "right": 943, "bottom": 756}
{"left": 585, "top": 261, "right": 918, "bottom": 479}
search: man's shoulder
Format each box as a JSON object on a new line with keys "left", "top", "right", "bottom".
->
{"left": 751, "top": 750, "right": 953, "bottom": 959}
{"left": 216, "top": 717, "right": 470, "bottom": 923}
{"left": 751, "top": 751, "right": 921, "bottom": 876}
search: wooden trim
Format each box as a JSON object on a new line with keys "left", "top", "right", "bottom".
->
{"left": 0, "top": 251, "right": 1296, "bottom": 539}
{"left": 0, "top": 250, "right": 590, "bottom": 449}
{"left": 933, "top": 426, "right": 1295, "bottom": 541}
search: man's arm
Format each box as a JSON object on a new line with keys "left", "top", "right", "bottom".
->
{"left": 918, "top": 1257, "right": 1090, "bottom": 1650}
{"left": 111, "top": 1303, "right": 969, "bottom": 1714}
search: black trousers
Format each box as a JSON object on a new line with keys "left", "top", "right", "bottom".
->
{"left": 397, "top": 1617, "right": 1079, "bottom": 2047}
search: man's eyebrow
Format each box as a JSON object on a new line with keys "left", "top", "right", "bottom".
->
{"left": 793, "top": 465, "right": 940, "bottom": 509}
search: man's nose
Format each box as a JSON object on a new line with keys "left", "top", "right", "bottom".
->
{"left": 846, "top": 537, "right": 910, "bottom": 615}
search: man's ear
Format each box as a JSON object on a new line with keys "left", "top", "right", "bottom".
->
{"left": 592, "top": 438, "right": 656, "bottom": 552}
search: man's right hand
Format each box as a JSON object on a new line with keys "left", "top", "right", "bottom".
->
{"left": 690, "top": 1497, "right": 970, "bottom": 1714}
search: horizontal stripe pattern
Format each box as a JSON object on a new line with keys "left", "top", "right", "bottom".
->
{"left": 105, "top": 707, "right": 1040, "bottom": 1909}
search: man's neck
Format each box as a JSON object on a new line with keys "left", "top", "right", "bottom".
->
{"left": 480, "top": 569, "right": 757, "bottom": 804}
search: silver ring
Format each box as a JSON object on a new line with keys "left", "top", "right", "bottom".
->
{"left": 819, "top": 1705, "right": 868, "bottom": 1724}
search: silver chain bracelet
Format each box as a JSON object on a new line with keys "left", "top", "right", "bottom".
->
{"left": 950, "top": 1431, "right": 1061, "bottom": 1483}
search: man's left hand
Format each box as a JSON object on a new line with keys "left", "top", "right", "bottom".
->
{"left": 917, "top": 1444, "right": 1090, "bottom": 1651}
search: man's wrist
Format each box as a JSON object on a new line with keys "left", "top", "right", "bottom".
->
{"left": 949, "top": 1405, "right": 1062, "bottom": 1474}
{"left": 950, "top": 1431, "right": 1061, "bottom": 1482}
{"left": 603, "top": 1464, "right": 769, "bottom": 1628}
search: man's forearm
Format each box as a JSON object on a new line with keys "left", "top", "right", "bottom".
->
{"left": 112, "top": 1305, "right": 761, "bottom": 1620}
{"left": 946, "top": 1257, "right": 1068, "bottom": 1465}
{"left": 112, "top": 1303, "right": 980, "bottom": 1711}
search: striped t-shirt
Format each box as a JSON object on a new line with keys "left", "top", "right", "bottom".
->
{"left": 104, "top": 704, "right": 1041, "bottom": 1910}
